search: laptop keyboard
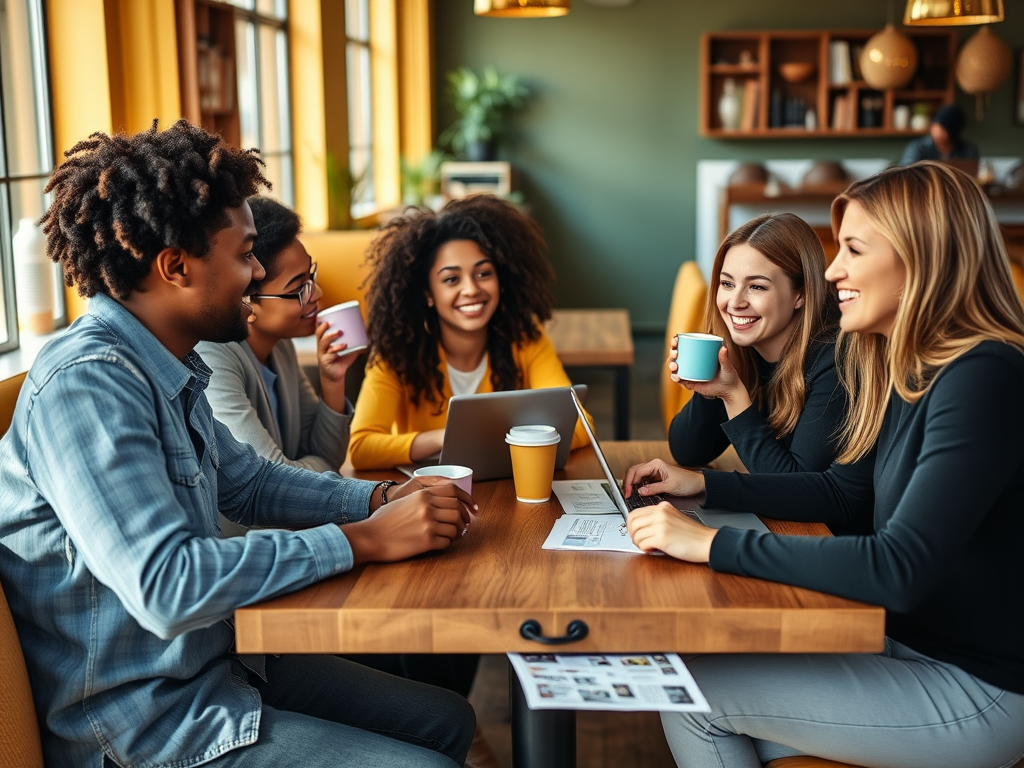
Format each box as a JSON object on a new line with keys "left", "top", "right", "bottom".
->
{"left": 623, "top": 488, "right": 703, "bottom": 522}
{"left": 623, "top": 488, "right": 665, "bottom": 511}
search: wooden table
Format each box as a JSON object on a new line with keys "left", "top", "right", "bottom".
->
{"left": 293, "top": 307, "right": 635, "bottom": 440}
{"left": 542, "top": 308, "right": 634, "bottom": 440}
{"left": 234, "top": 442, "right": 884, "bottom": 767}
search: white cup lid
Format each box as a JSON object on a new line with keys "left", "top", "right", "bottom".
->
{"left": 505, "top": 424, "right": 561, "bottom": 446}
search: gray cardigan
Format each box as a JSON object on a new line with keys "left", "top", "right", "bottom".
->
{"left": 196, "top": 339, "right": 351, "bottom": 473}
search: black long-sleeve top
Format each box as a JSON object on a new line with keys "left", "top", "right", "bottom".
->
{"left": 705, "top": 341, "right": 1024, "bottom": 694}
{"left": 668, "top": 340, "right": 844, "bottom": 473}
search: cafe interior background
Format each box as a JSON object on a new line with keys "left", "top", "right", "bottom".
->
{"left": 1, "top": 0, "right": 1022, "bottom": 377}
{"left": 1, "top": 2, "right": 1022, "bottom": 764}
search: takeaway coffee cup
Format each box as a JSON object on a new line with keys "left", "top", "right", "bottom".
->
{"left": 413, "top": 464, "right": 474, "bottom": 496}
{"left": 505, "top": 425, "right": 561, "bottom": 503}
{"left": 675, "top": 333, "right": 723, "bottom": 382}
{"left": 317, "top": 301, "right": 368, "bottom": 357}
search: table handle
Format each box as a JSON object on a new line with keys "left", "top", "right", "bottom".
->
{"left": 519, "top": 619, "right": 589, "bottom": 645}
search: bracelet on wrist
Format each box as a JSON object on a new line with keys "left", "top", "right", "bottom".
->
{"left": 376, "top": 480, "right": 398, "bottom": 506}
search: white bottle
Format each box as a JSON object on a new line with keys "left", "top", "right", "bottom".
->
{"left": 12, "top": 218, "right": 55, "bottom": 335}
{"left": 718, "top": 79, "right": 742, "bottom": 131}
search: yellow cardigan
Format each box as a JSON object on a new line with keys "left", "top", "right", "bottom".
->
{"left": 349, "top": 330, "right": 591, "bottom": 469}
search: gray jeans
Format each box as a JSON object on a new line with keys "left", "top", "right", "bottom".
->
{"left": 661, "top": 638, "right": 1024, "bottom": 768}
{"left": 195, "top": 654, "right": 473, "bottom": 767}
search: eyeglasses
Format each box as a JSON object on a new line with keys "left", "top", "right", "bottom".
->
{"left": 250, "top": 263, "right": 318, "bottom": 308}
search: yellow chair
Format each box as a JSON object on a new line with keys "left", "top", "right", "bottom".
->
{"left": 661, "top": 261, "right": 708, "bottom": 433}
{"left": 301, "top": 229, "right": 378, "bottom": 317}
{"left": 0, "top": 371, "right": 26, "bottom": 436}
{"left": 0, "top": 371, "right": 46, "bottom": 768}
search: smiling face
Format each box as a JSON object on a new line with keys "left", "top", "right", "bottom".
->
{"left": 715, "top": 243, "right": 804, "bottom": 362}
{"left": 427, "top": 239, "right": 500, "bottom": 340}
{"left": 826, "top": 200, "right": 906, "bottom": 337}
{"left": 189, "top": 202, "right": 264, "bottom": 344}
{"left": 247, "top": 237, "right": 322, "bottom": 341}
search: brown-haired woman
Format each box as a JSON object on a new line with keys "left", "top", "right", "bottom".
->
{"left": 349, "top": 194, "right": 589, "bottom": 470}
{"left": 624, "top": 162, "right": 1024, "bottom": 768}
{"left": 668, "top": 212, "right": 842, "bottom": 474}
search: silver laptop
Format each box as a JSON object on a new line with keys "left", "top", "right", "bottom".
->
{"left": 569, "top": 389, "right": 768, "bottom": 533}
{"left": 398, "top": 385, "right": 587, "bottom": 482}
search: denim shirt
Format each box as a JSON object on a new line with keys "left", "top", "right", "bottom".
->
{"left": 0, "top": 294, "right": 375, "bottom": 768}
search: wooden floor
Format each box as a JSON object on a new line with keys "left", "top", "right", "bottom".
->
{"left": 468, "top": 333, "right": 679, "bottom": 767}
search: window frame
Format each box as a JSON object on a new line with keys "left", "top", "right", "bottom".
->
{"left": 0, "top": 0, "right": 60, "bottom": 355}
{"left": 345, "top": 0, "right": 375, "bottom": 220}
{"left": 231, "top": 0, "right": 295, "bottom": 207}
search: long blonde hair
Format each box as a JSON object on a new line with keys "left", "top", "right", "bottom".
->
{"left": 833, "top": 161, "right": 1024, "bottom": 463}
{"left": 704, "top": 212, "right": 836, "bottom": 437}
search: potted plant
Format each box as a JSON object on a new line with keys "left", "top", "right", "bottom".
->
{"left": 439, "top": 66, "right": 529, "bottom": 161}
{"left": 400, "top": 149, "right": 451, "bottom": 209}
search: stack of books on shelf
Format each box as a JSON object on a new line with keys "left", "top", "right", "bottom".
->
{"left": 831, "top": 94, "right": 855, "bottom": 130}
{"left": 740, "top": 81, "right": 760, "bottom": 131}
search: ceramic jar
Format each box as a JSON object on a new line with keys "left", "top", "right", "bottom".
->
{"left": 718, "top": 79, "right": 741, "bottom": 131}
{"left": 12, "top": 218, "right": 55, "bottom": 335}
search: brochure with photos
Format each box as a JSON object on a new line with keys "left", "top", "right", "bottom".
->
{"left": 507, "top": 652, "right": 710, "bottom": 712}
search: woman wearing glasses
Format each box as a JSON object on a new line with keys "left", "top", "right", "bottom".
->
{"left": 198, "top": 195, "right": 357, "bottom": 473}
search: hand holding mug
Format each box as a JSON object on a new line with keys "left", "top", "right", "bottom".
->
{"left": 316, "top": 322, "right": 358, "bottom": 383}
{"left": 343, "top": 482, "right": 479, "bottom": 564}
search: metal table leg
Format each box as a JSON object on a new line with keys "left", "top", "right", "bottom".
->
{"left": 509, "top": 661, "right": 576, "bottom": 768}
{"left": 614, "top": 364, "right": 631, "bottom": 441}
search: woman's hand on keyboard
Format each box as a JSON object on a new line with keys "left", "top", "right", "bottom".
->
{"left": 623, "top": 459, "right": 705, "bottom": 499}
{"left": 627, "top": 501, "right": 716, "bottom": 563}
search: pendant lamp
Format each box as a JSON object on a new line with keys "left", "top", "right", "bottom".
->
{"left": 904, "top": 0, "right": 1004, "bottom": 25}
{"left": 860, "top": 24, "right": 919, "bottom": 89}
{"left": 474, "top": 0, "right": 570, "bottom": 17}
{"left": 956, "top": 25, "right": 1012, "bottom": 119}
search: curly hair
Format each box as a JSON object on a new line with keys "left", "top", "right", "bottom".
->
{"left": 41, "top": 119, "right": 269, "bottom": 300}
{"left": 364, "top": 194, "right": 555, "bottom": 409}
{"left": 247, "top": 195, "right": 302, "bottom": 286}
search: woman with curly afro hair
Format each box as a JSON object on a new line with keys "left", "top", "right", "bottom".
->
{"left": 349, "top": 194, "right": 590, "bottom": 469}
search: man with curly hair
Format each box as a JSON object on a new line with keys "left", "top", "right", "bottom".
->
{"left": 0, "top": 120, "right": 475, "bottom": 768}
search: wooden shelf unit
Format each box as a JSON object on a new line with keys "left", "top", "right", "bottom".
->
{"left": 176, "top": 0, "right": 240, "bottom": 147}
{"left": 700, "top": 29, "right": 956, "bottom": 139}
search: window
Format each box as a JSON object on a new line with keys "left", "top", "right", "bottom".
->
{"left": 345, "top": 0, "right": 374, "bottom": 218}
{"left": 226, "top": 0, "right": 294, "bottom": 207}
{"left": 0, "top": 0, "right": 60, "bottom": 353}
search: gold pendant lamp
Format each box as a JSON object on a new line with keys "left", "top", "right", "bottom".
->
{"left": 474, "top": 0, "right": 571, "bottom": 17}
{"left": 904, "top": 0, "right": 1004, "bottom": 25}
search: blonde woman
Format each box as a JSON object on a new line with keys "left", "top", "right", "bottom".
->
{"left": 668, "top": 213, "right": 842, "bottom": 474}
{"left": 624, "top": 162, "right": 1024, "bottom": 768}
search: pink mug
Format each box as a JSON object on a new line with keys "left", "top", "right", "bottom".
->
{"left": 317, "top": 301, "right": 368, "bottom": 357}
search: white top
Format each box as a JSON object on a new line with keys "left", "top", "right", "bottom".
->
{"left": 447, "top": 356, "right": 488, "bottom": 397}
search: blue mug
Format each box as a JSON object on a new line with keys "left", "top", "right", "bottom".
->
{"left": 675, "top": 333, "right": 723, "bottom": 382}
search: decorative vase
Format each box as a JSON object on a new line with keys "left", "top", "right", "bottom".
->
{"left": 718, "top": 79, "right": 741, "bottom": 131}
{"left": 12, "top": 218, "right": 55, "bottom": 335}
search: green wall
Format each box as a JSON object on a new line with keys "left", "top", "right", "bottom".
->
{"left": 434, "top": 0, "right": 1024, "bottom": 332}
